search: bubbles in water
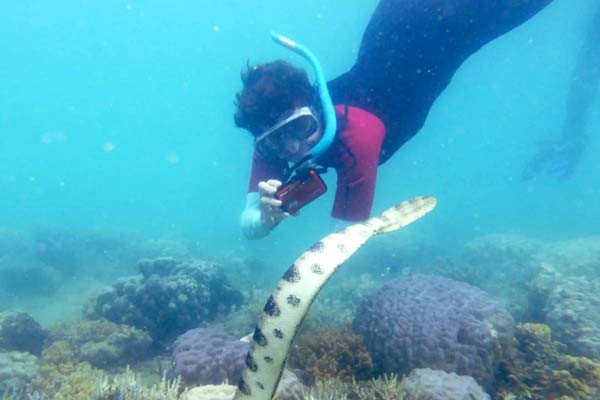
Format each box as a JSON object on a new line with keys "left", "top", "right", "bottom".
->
{"left": 103, "top": 142, "right": 116, "bottom": 153}
{"left": 40, "top": 134, "right": 52, "bottom": 145}
{"left": 40, "top": 131, "right": 66, "bottom": 145}
{"left": 166, "top": 151, "right": 180, "bottom": 164}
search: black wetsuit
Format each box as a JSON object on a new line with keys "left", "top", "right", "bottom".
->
{"left": 328, "top": 0, "right": 553, "bottom": 164}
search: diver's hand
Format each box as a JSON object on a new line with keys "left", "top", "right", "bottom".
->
{"left": 522, "top": 136, "right": 586, "bottom": 180}
{"left": 258, "top": 180, "right": 290, "bottom": 228}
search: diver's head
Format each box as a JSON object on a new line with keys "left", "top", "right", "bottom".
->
{"left": 234, "top": 60, "right": 323, "bottom": 162}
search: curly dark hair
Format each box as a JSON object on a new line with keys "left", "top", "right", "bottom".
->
{"left": 234, "top": 60, "right": 315, "bottom": 136}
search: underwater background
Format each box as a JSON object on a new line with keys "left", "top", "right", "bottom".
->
{"left": 1, "top": 0, "right": 599, "bottom": 399}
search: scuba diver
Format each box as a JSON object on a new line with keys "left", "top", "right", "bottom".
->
{"left": 523, "top": 4, "right": 600, "bottom": 180}
{"left": 235, "top": 0, "right": 554, "bottom": 239}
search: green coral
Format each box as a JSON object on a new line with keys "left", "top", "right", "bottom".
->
{"left": 289, "top": 324, "right": 373, "bottom": 385}
{"left": 28, "top": 341, "right": 106, "bottom": 399}
{"left": 46, "top": 319, "right": 152, "bottom": 369}
{"left": 496, "top": 323, "right": 600, "bottom": 400}
{"left": 28, "top": 342, "right": 187, "bottom": 400}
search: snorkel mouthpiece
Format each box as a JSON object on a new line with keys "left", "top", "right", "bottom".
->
{"left": 271, "top": 32, "right": 336, "bottom": 158}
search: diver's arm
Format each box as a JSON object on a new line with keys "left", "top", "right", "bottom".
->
{"left": 240, "top": 180, "right": 290, "bottom": 239}
{"left": 243, "top": 152, "right": 289, "bottom": 239}
{"left": 240, "top": 192, "right": 271, "bottom": 239}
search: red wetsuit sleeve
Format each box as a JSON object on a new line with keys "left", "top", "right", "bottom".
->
{"left": 248, "top": 151, "right": 287, "bottom": 192}
{"left": 331, "top": 107, "right": 385, "bottom": 221}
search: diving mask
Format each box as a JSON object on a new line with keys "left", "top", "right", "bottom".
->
{"left": 254, "top": 106, "right": 321, "bottom": 159}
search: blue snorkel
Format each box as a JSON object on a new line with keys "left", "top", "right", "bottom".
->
{"left": 270, "top": 32, "right": 336, "bottom": 158}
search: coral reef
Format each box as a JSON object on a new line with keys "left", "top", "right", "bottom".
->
{"left": 309, "top": 372, "right": 489, "bottom": 400}
{"left": 27, "top": 364, "right": 194, "bottom": 400}
{"left": 544, "top": 276, "right": 600, "bottom": 360}
{"left": 46, "top": 319, "right": 152, "bottom": 369}
{"left": 0, "top": 311, "right": 46, "bottom": 355}
{"left": 399, "top": 368, "right": 491, "bottom": 400}
{"left": 92, "top": 368, "right": 185, "bottom": 400}
{"left": 128, "top": 354, "right": 173, "bottom": 386}
{"left": 182, "top": 384, "right": 236, "bottom": 400}
{"left": 274, "top": 369, "right": 306, "bottom": 400}
{"left": 212, "top": 305, "right": 258, "bottom": 339}
{"left": 496, "top": 323, "right": 600, "bottom": 400}
{"left": 180, "top": 370, "right": 305, "bottom": 400}
{"left": 539, "top": 236, "right": 600, "bottom": 277}
{"left": 462, "top": 234, "right": 542, "bottom": 272}
{"left": 28, "top": 341, "right": 106, "bottom": 399}
{"left": 169, "top": 327, "right": 305, "bottom": 399}
{"left": 461, "top": 234, "right": 544, "bottom": 321}
{"left": 431, "top": 234, "right": 543, "bottom": 322}
{"left": 0, "top": 351, "right": 39, "bottom": 396}
{"left": 289, "top": 324, "right": 373, "bottom": 385}
{"left": 306, "top": 374, "right": 406, "bottom": 400}
{"left": 300, "top": 273, "right": 380, "bottom": 331}
{"left": 169, "top": 327, "right": 249, "bottom": 386}
{"left": 28, "top": 342, "right": 188, "bottom": 399}
{"left": 0, "top": 227, "right": 205, "bottom": 315}
{"left": 353, "top": 275, "right": 514, "bottom": 389}
{"left": 85, "top": 257, "right": 243, "bottom": 343}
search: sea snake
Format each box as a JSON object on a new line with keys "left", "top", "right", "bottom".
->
{"left": 233, "top": 196, "right": 437, "bottom": 400}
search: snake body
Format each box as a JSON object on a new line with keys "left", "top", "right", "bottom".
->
{"left": 233, "top": 196, "right": 437, "bottom": 400}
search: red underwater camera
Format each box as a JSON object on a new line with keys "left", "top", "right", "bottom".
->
{"left": 276, "top": 169, "right": 327, "bottom": 214}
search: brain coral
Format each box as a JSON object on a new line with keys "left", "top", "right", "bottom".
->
{"left": 85, "top": 257, "right": 243, "bottom": 343}
{"left": 353, "top": 274, "right": 514, "bottom": 389}
{"left": 169, "top": 327, "right": 249, "bottom": 386}
{"left": 170, "top": 327, "right": 305, "bottom": 399}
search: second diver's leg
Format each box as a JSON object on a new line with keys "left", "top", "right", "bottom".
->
{"left": 523, "top": 6, "right": 600, "bottom": 180}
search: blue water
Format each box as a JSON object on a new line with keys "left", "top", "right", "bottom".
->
{"left": 0, "top": 0, "right": 598, "bottom": 316}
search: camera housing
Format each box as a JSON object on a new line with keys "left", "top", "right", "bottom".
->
{"left": 276, "top": 169, "right": 327, "bottom": 214}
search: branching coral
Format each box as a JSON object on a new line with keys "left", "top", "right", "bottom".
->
{"left": 289, "top": 324, "right": 373, "bottom": 385}
{"left": 92, "top": 368, "right": 186, "bottom": 400}
{"left": 496, "top": 323, "right": 600, "bottom": 400}
{"left": 305, "top": 374, "right": 406, "bottom": 400}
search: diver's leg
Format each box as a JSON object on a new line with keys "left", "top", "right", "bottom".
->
{"left": 329, "top": 0, "right": 554, "bottom": 164}
{"left": 564, "top": 6, "right": 600, "bottom": 134}
{"left": 523, "top": 6, "right": 600, "bottom": 180}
